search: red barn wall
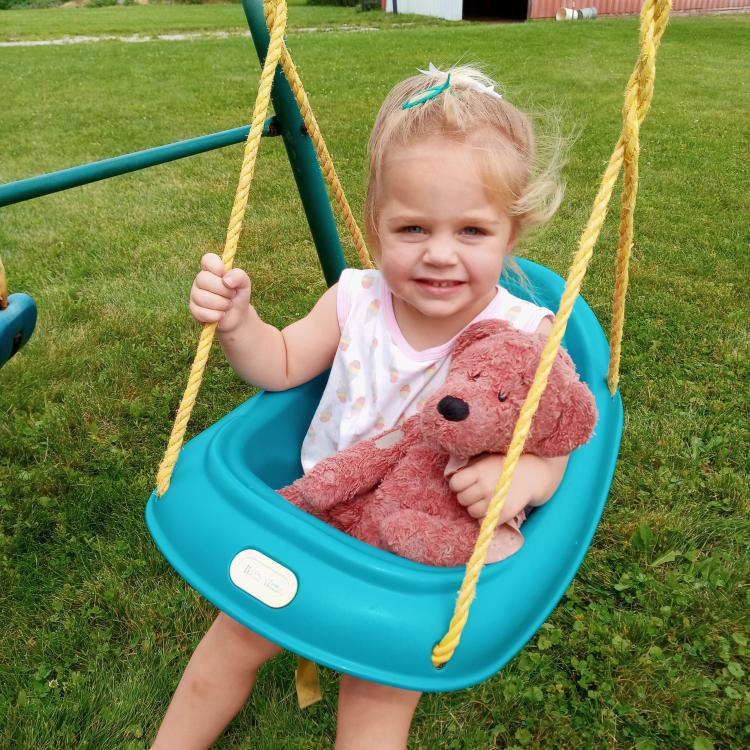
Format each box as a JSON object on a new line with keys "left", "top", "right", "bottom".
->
{"left": 529, "top": 0, "right": 750, "bottom": 19}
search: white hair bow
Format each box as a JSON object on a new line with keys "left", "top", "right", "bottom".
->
{"left": 417, "top": 63, "right": 503, "bottom": 101}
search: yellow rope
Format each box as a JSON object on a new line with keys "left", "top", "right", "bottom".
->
{"left": 263, "top": 2, "right": 373, "bottom": 269}
{"left": 431, "top": 0, "right": 672, "bottom": 668}
{"left": 266, "top": 2, "right": 374, "bottom": 700}
{"left": 157, "top": 0, "right": 373, "bottom": 496}
{"left": 608, "top": 0, "right": 669, "bottom": 394}
{"left": 156, "top": 0, "right": 289, "bottom": 496}
{"left": 0, "top": 256, "right": 8, "bottom": 310}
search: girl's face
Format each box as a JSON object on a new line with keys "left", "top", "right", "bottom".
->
{"left": 375, "top": 137, "right": 516, "bottom": 339}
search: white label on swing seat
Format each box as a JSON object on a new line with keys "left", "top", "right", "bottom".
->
{"left": 229, "top": 549, "right": 298, "bottom": 608}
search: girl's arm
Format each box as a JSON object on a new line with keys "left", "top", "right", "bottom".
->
{"left": 189, "top": 253, "right": 340, "bottom": 391}
{"left": 449, "top": 453, "right": 568, "bottom": 525}
{"left": 219, "top": 284, "right": 340, "bottom": 391}
{"left": 447, "top": 314, "right": 569, "bottom": 524}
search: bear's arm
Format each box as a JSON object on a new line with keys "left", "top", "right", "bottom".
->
{"left": 284, "top": 417, "right": 419, "bottom": 512}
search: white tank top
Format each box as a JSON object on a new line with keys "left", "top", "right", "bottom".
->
{"left": 300, "top": 269, "right": 553, "bottom": 472}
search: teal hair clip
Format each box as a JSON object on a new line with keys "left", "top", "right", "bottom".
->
{"left": 402, "top": 73, "right": 452, "bottom": 110}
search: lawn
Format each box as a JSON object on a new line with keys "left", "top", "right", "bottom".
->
{"left": 1, "top": 3, "right": 749, "bottom": 749}
{"left": 0, "top": 0, "right": 449, "bottom": 41}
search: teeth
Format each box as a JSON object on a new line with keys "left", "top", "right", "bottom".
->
{"left": 426, "top": 281, "right": 457, "bottom": 287}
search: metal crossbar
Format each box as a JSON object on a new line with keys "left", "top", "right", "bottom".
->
{"left": 0, "top": 0, "right": 348, "bottom": 287}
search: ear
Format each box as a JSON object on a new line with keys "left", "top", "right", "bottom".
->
{"left": 453, "top": 319, "right": 514, "bottom": 359}
{"left": 534, "top": 380, "right": 598, "bottom": 456}
{"left": 506, "top": 222, "right": 520, "bottom": 254}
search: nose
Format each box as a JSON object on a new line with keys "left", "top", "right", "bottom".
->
{"left": 423, "top": 233, "right": 457, "bottom": 265}
{"left": 437, "top": 396, "right": 469, "bottom": 421}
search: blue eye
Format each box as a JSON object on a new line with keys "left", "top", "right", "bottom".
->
{"left": 462, "top": 227, "right": 483, "bottom": 236}
{"left": 403, "top": 226, "right": 424, "bottom": 234}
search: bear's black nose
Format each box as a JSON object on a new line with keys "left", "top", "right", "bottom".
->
{"left": 437, "top": 396, "right": 470, "bottom": 422}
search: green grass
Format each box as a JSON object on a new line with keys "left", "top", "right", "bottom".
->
{"left": 0, "top": 0, "right": 449, "bottom": 41}
{"left": 1, "top": 5, "right": 749, "bottom": 749}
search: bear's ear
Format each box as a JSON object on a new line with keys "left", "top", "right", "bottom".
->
{"left": 453, "top": 319, "right": 514, "bottom": 359}
{"left": 533, "top": 380, "right": 598, "bottom": 456}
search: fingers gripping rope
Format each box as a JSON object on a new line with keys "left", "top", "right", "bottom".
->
{"left": 431, "top": 0, "right": 673, "bottom": 668}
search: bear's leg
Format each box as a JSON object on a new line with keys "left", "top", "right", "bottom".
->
{"left": 327, "top": 490, "right": 380, "bottom": 545}
{"left": 279, "top": 484, "right": 338, "bottom": 527}
{"left": 278, "top": 483, "right": 304, "bottom": 508}
{"left": 379, "top": 510, "right": 478, "bottom": 567}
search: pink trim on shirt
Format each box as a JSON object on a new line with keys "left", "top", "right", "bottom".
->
{"left": 381, "top": 283, "right": 508, "bottom": 362}
{"left": 337, "top": 268, "right": 553, "bottom": 355}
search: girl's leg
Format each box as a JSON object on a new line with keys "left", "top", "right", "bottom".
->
{"left": 151, "top": 612, "right": 282, "bottom": 750}
{"left": 335, "top": 674, "right": 421, "bottom": 750}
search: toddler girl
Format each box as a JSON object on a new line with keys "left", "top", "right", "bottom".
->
{"left": 152, "top": 64, "right": 568, "bottom": 750}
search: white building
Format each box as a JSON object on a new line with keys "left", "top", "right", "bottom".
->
{"left": 384, "top": 0, "right": 464, "bottom": 21}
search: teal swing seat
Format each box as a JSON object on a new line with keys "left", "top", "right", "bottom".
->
{"left": 146, "top": 257, "right": 623, "bottom": 691}
{"left": 0, "top": 292, "right": 37, "bottom": 369}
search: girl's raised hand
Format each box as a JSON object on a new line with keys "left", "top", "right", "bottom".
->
{"left": 189, "top": 253, "right": 253, "bottom": 334}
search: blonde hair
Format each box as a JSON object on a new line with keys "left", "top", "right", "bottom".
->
{"left": 365, "top": 64, "right": 566, "bottom": 260}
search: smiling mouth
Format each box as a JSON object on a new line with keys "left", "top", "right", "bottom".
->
{"left": 417, "top": 279, "right": 464, "bottom": 288}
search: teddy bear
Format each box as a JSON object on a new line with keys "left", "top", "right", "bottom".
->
{"left": 278, "top": 319, "right": 597, "bottom": 567}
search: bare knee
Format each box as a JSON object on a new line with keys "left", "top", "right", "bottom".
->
{"left": 339, "top": 674, "right": 420, "bottom": 705}
{"left": 336, "top": 675, "right": 421, "bottom": 750}
{"left": 208, "top": 612, "right": 282, "bottom": 669}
